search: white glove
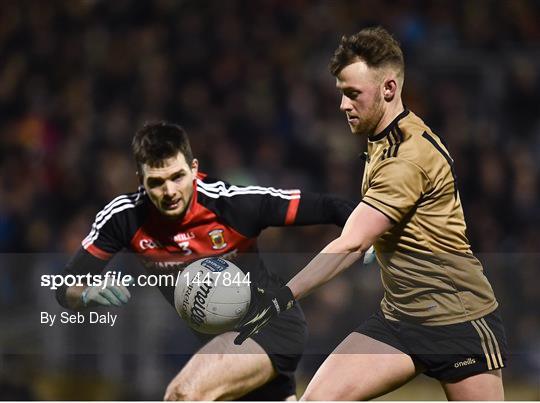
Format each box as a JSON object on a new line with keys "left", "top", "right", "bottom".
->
{"left": 81, "top": 283, "right": 132, "bottom": 307}
{"left": 363, "top": 245, "right": 377, "bottom": 265}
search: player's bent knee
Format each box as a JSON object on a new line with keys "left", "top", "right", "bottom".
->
{"left": 164, "top": 383, "right": 191, "bottom": 401}
{"left": 164, "top": 367, "right": 233, "bottom": 401}
{"left": 164, "top": 375, "right": 217, "bottom": 402}
{"left": 164, "top": 382, "right": 209, "bottom": 401}
{"left": 164, "top": 384, "right": 186, "bottom": 401}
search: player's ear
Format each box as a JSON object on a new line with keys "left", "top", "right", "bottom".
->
{"left": 136, "top": 170, "right": 144, "bottom": 186}
{"left": 383, "top": 78, "right": 397, "bottom": 101}
{"left": 191, "top": 158, "right": 199, "bottom": 175}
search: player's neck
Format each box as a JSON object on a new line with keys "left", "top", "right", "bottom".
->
{"left": 374, "top": 100, "right": 405, "bottom": 135}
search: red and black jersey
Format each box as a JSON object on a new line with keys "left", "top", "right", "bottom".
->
{"left": 57, "top": 173, "right": 355, "bottom": 307}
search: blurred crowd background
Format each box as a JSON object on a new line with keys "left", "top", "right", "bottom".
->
{"left": 1, "top": 0, "right": 539, "bottom": 399}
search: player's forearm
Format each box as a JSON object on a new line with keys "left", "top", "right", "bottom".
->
{"left": 61, "top": 286, "right": 86, "bottom": 310}
{"left": 287, "top": 236, "right": 366, "bottom": 300}
{"left": 56, "top": 248, "right": 111, "bottom": 309}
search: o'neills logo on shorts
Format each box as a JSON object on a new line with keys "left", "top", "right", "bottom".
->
{"left": 454, "top": 357, "right": 476, "bottom": 368}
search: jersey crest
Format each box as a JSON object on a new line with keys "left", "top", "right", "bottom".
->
{"left": 208, "top": 228, "right": 227, "bottom": 250}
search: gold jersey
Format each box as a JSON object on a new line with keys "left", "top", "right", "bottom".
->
{"left": 362, "top": 110, "right": 498, "bottom": 325}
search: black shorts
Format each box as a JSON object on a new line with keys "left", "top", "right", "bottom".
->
{"left": 195, "top": 303, "right": 308, "bottom": 400}
{"left": 354, "top": 309, "right": 508, "bottom": 381}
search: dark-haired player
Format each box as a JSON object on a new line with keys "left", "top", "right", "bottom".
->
{"left": 55, "top": 122, "right": 355, "bottom": 400}
{"left": 236, "top": 27, "right": 507, "bottom": 401}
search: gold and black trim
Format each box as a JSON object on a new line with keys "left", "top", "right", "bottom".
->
{"left": 388, "top": 126, "right": 403, "bottom": 158}
{"left": 471, "top": 320, "right": 493, "bottom": 370}
{"left": 368, "top": 109, "right": 409, "bottom": 142}
{"left": 361, "top": 198, "right": 397, "bottom": 224}
{"left": 479, "top": 318, "right": 504, "bottom": 368}
{"left": 393, "top": 126, "right": 404, "bottom": 157}
{"left": 381, "top": 131, "right": 394, "bottom": 161}
{"left": 471, "top": 319, "right": 504, "bottom": 370}
{"left": 422, "top": 131, "right": 458, "bottom": 197}
{"left": 381, "top": 126, "right": 403, "bottom": 160}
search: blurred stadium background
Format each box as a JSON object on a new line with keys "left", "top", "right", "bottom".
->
{"left": 1, "top": 0, "right": 539, "bottom": 400}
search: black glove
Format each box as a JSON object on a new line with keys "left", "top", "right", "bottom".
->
{"left": 234, "top": 285, "right": 295, "bottom": 345}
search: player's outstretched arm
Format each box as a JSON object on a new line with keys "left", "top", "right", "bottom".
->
{"left": 287, "top": 202, "right": 392, "bottom": 299}
{"left": 292, "top": 192, "right": 356, "bottom": 227}
{"left": 234, "top": 202, "right": 392, "bottom": 344}
{"left": 56, "top": 248, "right": 131, "bottom": 310}
{"left": 63, "top": 285, "right": 89, "bottom": 310}
{"left": 253, "top": 188, "right": 355, "bottom": 229}
{"left": 57, "top": 194, "right": 137, "bottom": 310}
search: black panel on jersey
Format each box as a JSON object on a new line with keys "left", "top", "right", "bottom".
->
{"left": 422, "top": 131, "right": 458, "bottom": 197}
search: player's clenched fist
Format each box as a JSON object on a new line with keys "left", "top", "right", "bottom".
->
{"left": 234, "top": 286, "right": 295, "bottom": 345}
{"left": 81, "top": 284, "right": 131, "bottom": 307}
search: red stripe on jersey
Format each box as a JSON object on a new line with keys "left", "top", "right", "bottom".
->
{"left": 285, "top": 197, "right": 300, "bottom": 225}
{"left": 85, "top": 244, "right": 113, "bottom": 260}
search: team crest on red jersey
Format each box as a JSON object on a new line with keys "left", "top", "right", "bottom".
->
{"left": 208, "top": 229, "right": 227, "bottom": 250}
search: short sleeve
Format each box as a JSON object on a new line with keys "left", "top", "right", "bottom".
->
{"left": 362, "top": 158, "right": 431, "bottom": 223}
{"left": 81, "top": 193, "right": 143, "bottom": 259}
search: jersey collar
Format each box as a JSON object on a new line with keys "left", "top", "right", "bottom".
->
{"left": 368, "top": 109, "right": 409, "bottom": 142}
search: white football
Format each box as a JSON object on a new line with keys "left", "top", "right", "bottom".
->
{"left": 174, "top": 257, "right": 251, "bottom": 334}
